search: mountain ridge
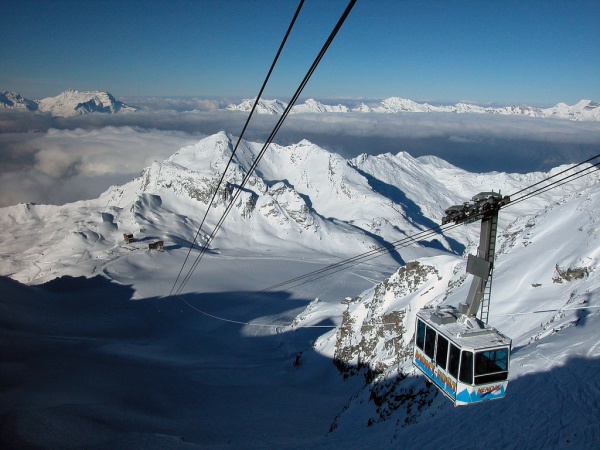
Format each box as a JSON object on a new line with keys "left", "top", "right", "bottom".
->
{"left": 1, "top": 132, "right": 597, "bottom": 288}
{"left": 226, "top": 97, "right": 600, "bottom": 121}
{"left": 1, "top": 89, "right": 138, "bottom": 117}
{"left": 3, "top": 89, "right": 597, "bottom": 120}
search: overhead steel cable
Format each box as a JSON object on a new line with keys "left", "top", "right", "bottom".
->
{"left": 506, "top": 160, "right": 600, "bottom": 208}
{"left": 179, "top": 157, "right": 600, "bottom": 316}
{"left": 173, "top": 0, "right": 357, "bottom": 298}
{"left": 228, "top": 222, "right": 462, "bottom": 303}
{"left": 509, "top": 153, "right": 600, "bottom": 198}
{"left": 170, "top": 0, "right": 358, "bottom": 301}
{"left": 176, "top": 205, "right": 452, "bottom": 303}
{"left": 167, "top": 0, "right": 306, "bottom": 300}
{"left": 176, "top": 293, "right": 408, "bottom": 329}
{"left": 237, "top": 222, "right": 464, "bottom": 301}
{"left": 183, "top": 220, "right": 464, "bottom": 315}
{"left": 175, "top": 223, "right": 463, "bottom": 327}
{"left": 508, "top": 163, "right": 600, "bottom": 208}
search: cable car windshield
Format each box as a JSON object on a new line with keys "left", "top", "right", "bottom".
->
{"left": 475, "top": 349, "right": 509, "bottom": 384}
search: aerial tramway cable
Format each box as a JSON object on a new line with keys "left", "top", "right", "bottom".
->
{"left": 175, "top": 156, "right": 600, "bottom": 327}
{"left": 168, "top": 0, "right": 358, "bottom": 304}
{"left": 162, "top": 0, "right": 600, "bottom": 323}
{"left": 510, "top": 153, "right": 600, "bottom": 198}
{"left": 203, "top": 156, "right": 600, "bottom": 308}
{"left": 223, "top": 221, "right": 463, "bottom": 305}
{"left": 506, "top": 158, "right": 600, "bottom": 208}
{"left": 177, "top": 220, "right": 463, "bottom": 315}
{"left": 168, "top": 0, "right": 306, "bottom": 300}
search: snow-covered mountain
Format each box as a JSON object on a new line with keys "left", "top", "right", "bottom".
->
{"left": 1, "top": 132, "right": 599, "bottom": 447}
{"left": 226, "top": 97, "right": 288, "bottom": 115}
{"left": 226, "top": 97, "right": 600, "bottom": 121}
{"left": 0, "top": 89, "right": 138, "bottom": 117}
{"left": 375, "top": 97, "right": 600, "bottom": 121}
{"left": 226, "top": 97, "right": 349, "bottom": 114}
{"left": 36, "top": 89, "right": 138, "bottom": 117}
{"left": 292, "top": 98, "right": 350, "bottom": 113}
{"left": 0, "top": 91, "right": 38, "bottom": 111}
{"left": 7, "top": 90, "right": 596, "bottom": 120}
{"left": 2, "top": 132, "right": 591, "bottom": 286}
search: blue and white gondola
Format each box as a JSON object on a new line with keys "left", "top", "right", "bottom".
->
{"left": 412, "top": 191, "right": 512, "bottom": 405}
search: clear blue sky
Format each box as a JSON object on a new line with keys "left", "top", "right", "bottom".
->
{"left": 1, "top": 0, "right": 598, "bottom": 106}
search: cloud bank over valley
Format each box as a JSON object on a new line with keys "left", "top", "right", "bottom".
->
{"left": 1, "top": 101, "right": 599, "bottom": 207}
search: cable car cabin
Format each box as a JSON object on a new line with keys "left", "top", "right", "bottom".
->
{"left": 413, "top": 190, "right": 512, "bottom": 404}
{"left": 413, "top": 305, "right": 512, "bottom": 406}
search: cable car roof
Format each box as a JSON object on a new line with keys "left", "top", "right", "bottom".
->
{"left": 417, "top": 305, "right": 511, "bottom": 350}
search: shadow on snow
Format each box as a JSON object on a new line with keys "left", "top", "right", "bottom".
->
{"left": 0, "top": 275, "right": 345, "bottom": 448}
{"left": 353, "top": 167, "right": 465, "bottom": 255}
{"left": 2, "top": 274, "right": 597, "bottom": 448}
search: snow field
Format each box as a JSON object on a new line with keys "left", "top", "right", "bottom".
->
{"left": 1, "top": 133, "right": 599, "bottom": 447}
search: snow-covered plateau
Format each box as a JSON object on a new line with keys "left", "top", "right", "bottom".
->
{"left": 1, "top": 132, "right": 599, "bottom": 448}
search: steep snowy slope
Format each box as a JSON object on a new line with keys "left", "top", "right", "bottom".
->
{"left": 306, "top": 181, "right": 600, "bottom": 448}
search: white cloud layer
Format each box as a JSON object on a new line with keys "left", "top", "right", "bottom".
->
{"left": 0, "top": 108, "right": 598, "bottom": 207}
{"left": 0, "top": 125, "right": 204, "bottom": 207}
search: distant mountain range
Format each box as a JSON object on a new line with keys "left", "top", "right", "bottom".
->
{"left": 227, "top": 97, "right": 600, "bottom": 121}
{"left": 0, "top": 89, "right": 138, "bottom": 117}
{"left": 2, "top": 88, "right": 599, "bottom": 121}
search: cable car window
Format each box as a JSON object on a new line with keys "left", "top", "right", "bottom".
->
{"left": 474, "top": 348, "right": 509, "bottom": 385}
{"left": 416, "top": 319, "right": 426, "bottom": 350}
{"left": 435, "top": 335, "right": 449, "bottom": 370}
{"left": 424, "top": 326, "right": 436, "bottom": 359}
{"left": 448, "top": 344, "right": 460, "bottom": 379}
{"left": 459, "top": 350, "right": 473, "bottom": 384}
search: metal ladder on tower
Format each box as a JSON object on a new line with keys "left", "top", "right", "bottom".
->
{"left": 479, "top": 213, "right": 498, "bottom": 325}
{"left": 480, "top": 274, "right": 493, "bottom": 325}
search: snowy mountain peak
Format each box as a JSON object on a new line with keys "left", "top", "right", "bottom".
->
{"left": 167, "top": 131, "right": 259, "bottom": 176}
{"left": 352, "top": 102, "right": 371, "bottom": 113}
{"left": 226, "top": 96, "right": 600, "bottom": 121}
{"left": 226, "top": 97, "right": 288, "bottom": 115}
{"left": 226, "top": 98, "right": 351, "bottom": 115}
{"left": 36, "top": 89, "right": 138, "bottom": 117}
{"left": 5, "top": 131, "right": 598, "bottom": 290}
{"left": 0, "top": 91, "right": 38, "bottom": 111}
{"left": 378, "top": 97, "right": 428, "bottom": 113}
{"left": 291, "top": 98, "right": 350, "bottom": 114}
